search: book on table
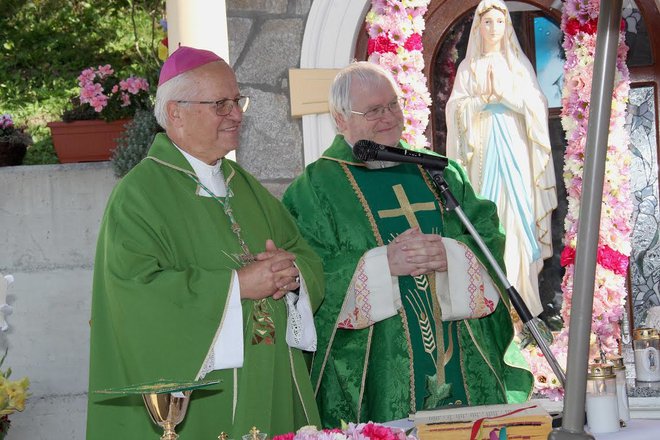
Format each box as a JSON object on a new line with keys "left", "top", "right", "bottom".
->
{"left": 413, "top": 402, "right": 552, "bottom": 440}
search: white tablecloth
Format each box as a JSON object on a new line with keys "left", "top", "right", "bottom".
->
{"left": 592, "top": 419, "right": 660, "bottom": 439}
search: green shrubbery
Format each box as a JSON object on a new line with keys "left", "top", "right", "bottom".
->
{"left": 112, "top": 108, "right": 163, "bottom": 178}
{"left": 0, "top": 0, "right": 164, "bottom": 164}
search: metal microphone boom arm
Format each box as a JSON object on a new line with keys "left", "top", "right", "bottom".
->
{"left": 427, "top": 167, "right": 566, "bottom": 387}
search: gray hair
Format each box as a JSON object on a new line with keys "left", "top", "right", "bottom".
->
{"left": 328, "top": 61, "right": 402, "bottom": 130}
{"left": 153, "top": 70, "right": 200, "bottom": 129}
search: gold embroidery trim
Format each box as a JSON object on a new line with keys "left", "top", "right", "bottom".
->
{"left": 457, "top": 324, "right": 471, "bottom": 405}
{"left": 463, "top": 320, "right": 507, "bottom": 400}
{"left": 405, "top": 287, "right": 438, "bottom": 369}
{"left": 288, "top": 346, "right": 310, "bottom": 423}
{"left": 357, "top": 326, "right": 374, "bottom": 422}
{"left": 341, "top": 163, "right": 385, "bottom": 246}
{"left": 398, "top": 307, "right": 416, "bottom": 413}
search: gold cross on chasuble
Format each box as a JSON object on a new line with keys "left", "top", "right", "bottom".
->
{"left": 377, "top": 184, "right": 436, "bottom": 228}
{"left": 377, "top": 184, "right": 453, "bottom": 403}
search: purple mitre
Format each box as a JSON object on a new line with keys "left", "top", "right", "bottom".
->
{"left": 158, "top": 46, "right": 224, "bottom": 86}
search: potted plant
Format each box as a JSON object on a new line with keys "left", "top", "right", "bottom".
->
{"left": 0, "top": 114, "right": 32, "bottom": 167}
{"left": 111, "top": 108, "right": 164, "bottom": 178}
{"left": 47, "top": 65, "right": 151, "bottom": 163}
{"left": 0, "top": 349, "right": 30, "bottom": 439}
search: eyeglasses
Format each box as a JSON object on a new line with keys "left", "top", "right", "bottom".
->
{"left": 351, "top": 97, "right": 404, "bottom": 121}
{"left": 176, "top": 95, "right": 250, "bottom": 116}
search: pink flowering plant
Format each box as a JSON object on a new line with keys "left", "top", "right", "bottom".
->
{"left": 272, "top": 422, "right": 414, "bottom": 440}
{"left": 63, "top": 64, "right": 151, "bottom": 122}
{"left": 521, "top": 0, "right": 632, "bottom": 399}
{"left": 0, "top": 114, "right": 32, "bottom": 146}
{"left": 365, "top": 0, "right": 432, "bottom": 149}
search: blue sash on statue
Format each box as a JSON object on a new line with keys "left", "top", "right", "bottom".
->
{"left": 482, "top": 103, "right": 540, "bottom": 261}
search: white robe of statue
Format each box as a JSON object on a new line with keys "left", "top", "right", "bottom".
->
{"left": 445, "top": 0, "right": 557, "bottom": 317}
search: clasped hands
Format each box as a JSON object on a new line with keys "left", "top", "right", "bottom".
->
{"left": 238, "top": 239, "right": 300, "bottom": 300}
{"left": 387, "top": 227, "right": 447, "bottom": 277}
{"left": 482, "top": 65, "right": 502, "bottom": 104}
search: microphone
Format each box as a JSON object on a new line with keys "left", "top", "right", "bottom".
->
{"left": 353, "top": 139, "right": 448, "bottom": 170}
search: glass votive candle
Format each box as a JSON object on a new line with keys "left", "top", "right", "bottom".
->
{"left": 607, "top": 355, "right": 630, "bottom": 424}
{"left": 586, "top": 363, "right": 620, "bottom": 434}
{"left": 633, "top": 327, "right": 660, "bottom": 382}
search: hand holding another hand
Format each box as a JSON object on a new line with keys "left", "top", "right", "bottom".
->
{"left": 238, "top": 239, "right": 300, "bottom": 300}
{"left": 387, "top": 228, "right": 448, "bottom": 277}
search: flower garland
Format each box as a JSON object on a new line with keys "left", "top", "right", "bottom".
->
{"left": 365, "top": 0, "right": 432, "bottom": 149}
{"left": 523, "top": 0, "right": 633, "bottom": 399}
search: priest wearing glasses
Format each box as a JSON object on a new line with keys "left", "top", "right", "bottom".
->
{"left": 282, "top": 61, "right": 533, "bottom": 427}
{"left": 87, "top": 46, "right": 323, "bottom": 439}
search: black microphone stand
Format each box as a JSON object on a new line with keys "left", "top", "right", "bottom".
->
{"left": 427, "top": 167, "right": 566, "bottom": 388}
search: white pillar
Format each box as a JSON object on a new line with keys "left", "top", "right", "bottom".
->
{"left": 165, "top": 0, "right": 233, "bottom": 160}
{"left": 166, "top": 0, "right": 229, "bottom": 60}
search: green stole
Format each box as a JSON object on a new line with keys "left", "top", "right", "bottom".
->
{"left": 346, "top": 163, "right": 467, "bottom": 411}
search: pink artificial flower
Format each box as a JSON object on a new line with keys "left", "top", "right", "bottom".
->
{"left": 560, "top": 246, "right": 575, "bottom": 267}
{"left": 597, "top": 245, "right": 629, "bottom": 276}
{"left": 564, "top": 18, "right": 581, "bottom": 36}
{"left": 404, "top": 33, "right": 423, "bottom": 51}
{"left": 388, "top": 28, "right": 406, "bottom": 45}
{"left": 367, "top": 35, "right": 398, "bottom": 55}
{"left": 359, "top": 423, "right": 398, "bottom": 440}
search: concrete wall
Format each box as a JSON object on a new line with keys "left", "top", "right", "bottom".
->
{"left": 0, "top": 163, "right": 116, "bottom": 439}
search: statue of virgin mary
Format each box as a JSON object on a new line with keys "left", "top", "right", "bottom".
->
{"left": 445, "top": 0, "right": 557, "bottom": 317}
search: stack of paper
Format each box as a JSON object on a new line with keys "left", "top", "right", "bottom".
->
{"left": 414, "top": 402, "right": 552, "bottom": 440}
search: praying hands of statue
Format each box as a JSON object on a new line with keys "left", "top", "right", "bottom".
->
{"left": 237, "top": 239, "right": 300, "bottom": 300}
{"left": 387, "top": 227, "right": 448, "bottom": 277}
{"left": 483, "top": 65, "right": 502, "bottom": 104}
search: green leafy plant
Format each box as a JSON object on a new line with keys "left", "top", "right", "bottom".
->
{"left": 111, "top": 108, "right": 163, "bottom": 177}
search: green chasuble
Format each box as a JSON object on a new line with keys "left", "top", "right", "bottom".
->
{"left": 282, "top": 135, "right": 532, "bottom": 427}
{"left": 87, "top": 133, "right": 323, "bottom": 439}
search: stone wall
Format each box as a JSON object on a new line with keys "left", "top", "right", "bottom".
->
{"left": 228, "top": 0, "right": 312, "bottom": 197}
{"left": 0, "top": 1, "right": 312, "bottom": 438}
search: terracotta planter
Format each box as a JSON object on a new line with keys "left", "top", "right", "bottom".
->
{"left": 48, "top": 119, "right": 131, "bottom": 163}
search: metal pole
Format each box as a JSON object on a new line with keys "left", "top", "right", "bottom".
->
{"left": 549, "top": 0, "right": 622, "bottom": 438}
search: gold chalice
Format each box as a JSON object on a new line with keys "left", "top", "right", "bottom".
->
{"left": 97, "top": 378, "right": 220, "bottom": 440}
{"left": 143, "top": 390, "right": 191, "bottom": 440}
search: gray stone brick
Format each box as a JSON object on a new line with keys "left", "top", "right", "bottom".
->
{"left": 291, "top": 0, "right": 312, "bottom": 15}
{"left": 228, "top": 17, "right": 253, "bottom": 66}
{"left": 236, "top": 19, "right": 303, "bottom": 85}
{"left": 236, "top": 87, "right": 303, "bottom": 181}
{"left": 228, "top": 0, "right": 287, "bottom": 14}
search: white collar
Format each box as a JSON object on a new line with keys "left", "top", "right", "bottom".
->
{"left": 174, "top": 143, "right": 227, "bottom": 197}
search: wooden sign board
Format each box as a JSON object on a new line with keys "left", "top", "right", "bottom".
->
{"left": 288, "top": 68, "right": 341, "bottom": 117}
